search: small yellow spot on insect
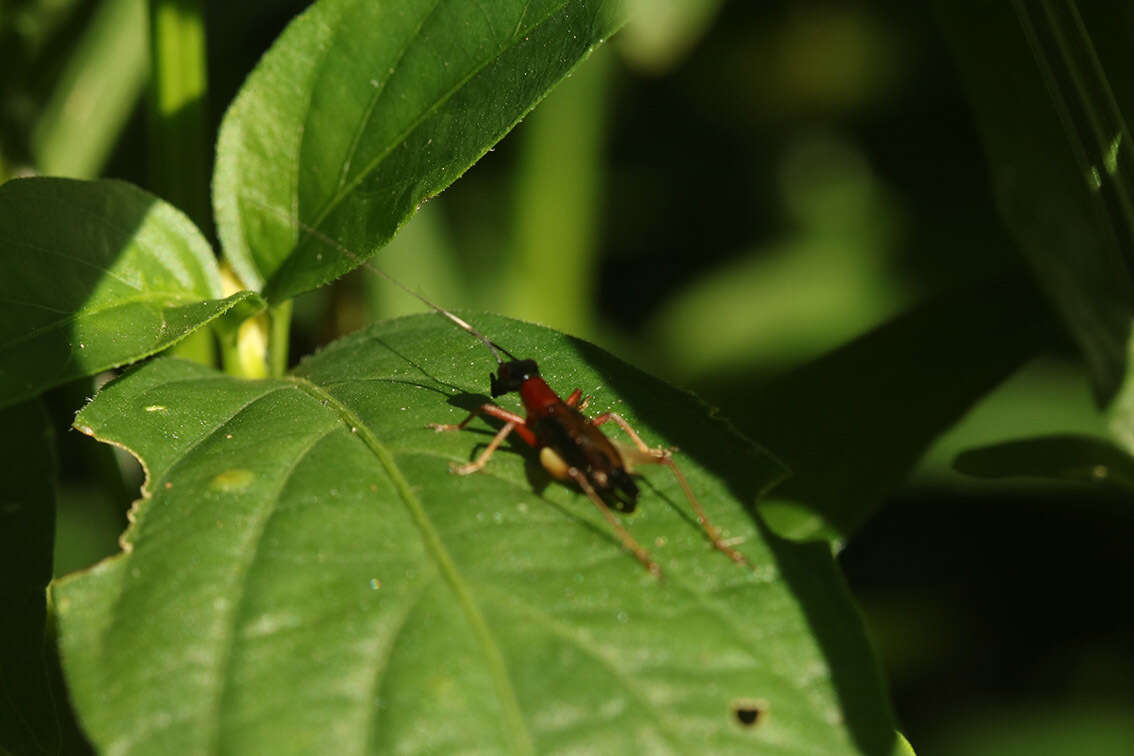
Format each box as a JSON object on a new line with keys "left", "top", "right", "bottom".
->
{"left": 210, "top": 469, "right": 255, "bottom": 492}
{"left": 144, "top": 405, "right": 167, "bottom": 412}
{"left": 225, "top": 433, "right": 233, "bottom": 439}
{"left": 164, "top": 482, "right": 173, "bottom": 489}
{"left": 351, "top": 426, "right": 358, "bottom": 433}
{"left": 731, "top": 698, "right": 768, "bottom": 728}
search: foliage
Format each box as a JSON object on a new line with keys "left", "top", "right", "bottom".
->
{"left": 3, "top": 1, "right": 1134, "bottom": 754}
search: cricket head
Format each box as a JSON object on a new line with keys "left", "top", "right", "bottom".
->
{"left": 490, "top": 359, "right": 539, "bottom": 397}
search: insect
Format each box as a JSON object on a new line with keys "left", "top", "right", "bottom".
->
{"left": 373, "top": 269, "right": 748, "bottom": 577}
{"left": 248, "top": 204, "right": 747, "bottom": 575}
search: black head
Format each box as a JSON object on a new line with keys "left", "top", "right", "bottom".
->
{"left": 490, "top": 359, "right": 539, "bottom": 397}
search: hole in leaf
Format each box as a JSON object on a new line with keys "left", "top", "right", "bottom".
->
{"left": 731, "top": 698, "right": 766, "bottom": 728}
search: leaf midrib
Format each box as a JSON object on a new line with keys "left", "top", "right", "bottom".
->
{"left": 288, "top": 375, "right": 535, "bottom": 755}
{"left": 296, "top": 0, "right": 575, "bottom": 248}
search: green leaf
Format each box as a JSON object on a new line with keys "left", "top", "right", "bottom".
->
{"left": 0, "top": 400, "right": 58, "bottom": 754}
{"left": 56, "top": 315, "right": 899, "bottom": 753}
{"left": 0, "top": 177, "right": 262, "bottom": 409}
{"left": 936, "top": 2, "right": 1134, "bottom": 402}
{"left": 705, "top": 277, "right": 1051, "bottom": 542}
{"left": 213, "top": 0, "right": 627, "bottom": 303}
{"left": 954, "top": 434, "right": 1134, "bottom": 492}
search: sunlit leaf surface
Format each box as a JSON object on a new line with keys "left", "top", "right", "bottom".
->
{"left": 0, "top": 178, "right": 259, "bottom": 409}
{"left": 56, "top": 315, "right": 898, "bottom": 754}
{"left": 214, "top": 0, "right": 626, "bottom": 302}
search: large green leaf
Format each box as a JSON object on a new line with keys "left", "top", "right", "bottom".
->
{"left": 0, "top": 178, "right": 261, "bottom": 409}
{"left": 213, "top": 0, "right": 626, "bottom": 303}
{"left": 56, "top": 315, "right": 899, "bottom": 754}
{"left": 936, "top": 2, "right": 1134, "bottom": 402}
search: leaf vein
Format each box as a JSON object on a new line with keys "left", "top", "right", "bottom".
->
{"left": 298, "top": 0, "right": 573, "bottom": 240}
{"left": 332, "top": 0, "right": 444, "bottom": 196}
{"left": 288, "top": 376, "right": 535, "bottom": 755}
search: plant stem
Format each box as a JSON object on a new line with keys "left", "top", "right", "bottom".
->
{"left": 32, "top": 0, "right": 148, "bottom": 178}
{"left": 269, "top": 301, "right": 293, "bottom": 377}
{"left": 147, "top": 0, "right": 210, "bottom": 233}
{"left": 505, "top": 47, "right": 611, "bottom": 339}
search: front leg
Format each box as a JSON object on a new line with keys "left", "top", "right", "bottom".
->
{"left": 451, "top": 421, "right": 516, "bottom": 475}
{"left": 428, "top": 403, "right": 539, "bottom": 470}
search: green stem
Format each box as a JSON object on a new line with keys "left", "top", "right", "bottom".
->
{"left": 32, "top": 0, "right": 148, "bottom": 178}
{"left": 269, "top": 301, "right": 293, "bottom": 377}
{"left": 147, "top": 0, "right": 210, "bottom": 233}
{"left": 505, "top": 47, "right": 611, "bottom": 338}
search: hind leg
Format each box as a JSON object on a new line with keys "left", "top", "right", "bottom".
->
{"left": 590, "top": 413, "right": 747, "bottom": 566}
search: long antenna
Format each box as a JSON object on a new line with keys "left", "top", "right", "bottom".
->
{"left": 365, "top": 263, "right": 518, "bottom": 366}
{"left": 245, "top": 198, "right": 518, "bottom": 365}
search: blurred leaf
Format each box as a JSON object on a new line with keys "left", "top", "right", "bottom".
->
{"left": 55, "top": 314, "right": 900, "bottom": 754}
{"left": 937, "top": 1, "right": 1134, "bottom": 402}
{"left": 619, "top": 0, "right": 724, "bottom": 73}
{"left": 0, "top": 178, "right": 261, "bottom": 409}
{"left": 214, "top": 0, "right": 627, "bottom": 303}
{"left": 954, "top": 434, "right": 1134, "bottom": 492}
{"left": 0, "top": 400, "right": 58, "bottom": 754}
{"left": 650, "top": 237, "right": 908, "bottom": 380}
{"left": 706, "top": 277, "right": 1051, "bottom": 542}
{"left": 1108, "top": 329, "right": 1134, "bottom": 455}
{"left": 894, "top": 732, "right": 917, "bottom": 756}
{"left": 918, "top": 356, "right": 1107, "bottom": 481}
{"left": 650, "top": 133, "right": 908, "bottom": 380}
{"left": 31, "top": 0, "right": 148, "bottom": 178}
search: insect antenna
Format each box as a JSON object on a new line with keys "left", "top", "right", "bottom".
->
{"left": 365, "top": 264, "right": 517, "bottom": 366}
{"left": 242, "top": 199, "right": 517, "bottom": 366}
